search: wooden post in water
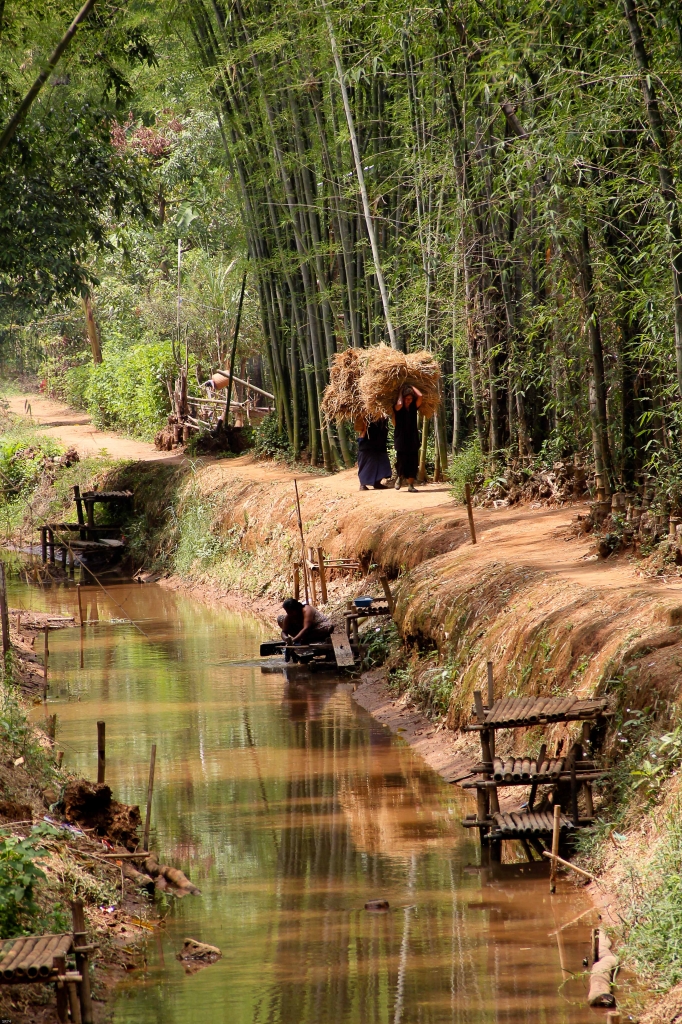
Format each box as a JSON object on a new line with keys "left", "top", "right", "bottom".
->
{"left": 143, "top": 743, "right": 157, "bottom": 851}
{"left": 96, "top": 721, "right": 105, "bottom": 784}
{"left": 317, "top": 548, "right": 328, "bottom": 604}
{"left": 550, "top": 804, "right": 562, "bottom": 893}
{"left": 464, "top": 483, "right": 477, "bottom": 544}
{"left": 77, "top": 583, "right": 84, "bottom": 627}
{"left": 0, "top": 563, "right": 10, "bottom": 660}
{"left": 43, "top": 626, "right": 49, "bottom": 689}
{"left": 71, "top": 898, "right": 93, "bottom": 1023}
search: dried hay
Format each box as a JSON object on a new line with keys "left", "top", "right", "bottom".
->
{"left": 360, "top": 345, "right": 441, "bottom": 420}
{"left": 321, "top": 348, "right": 368, "bottom": 424}
{"left": 322, "top": 345, "right": 441, "bottom": 423}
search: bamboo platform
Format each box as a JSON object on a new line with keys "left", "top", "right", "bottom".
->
{"left": 462, "top": 755, "right": 607, "bottom": 787}
{"left": 463, "top": 810, "right": 581, "bottom": 838}
{"left": 0, "top": 933, "right": 73, "bottom": 981}
{"left": 0, "top": 902, "right": 94, "bottom": 1022}
{"left": 464, "top": 695, "right": 611, "bottom": 731}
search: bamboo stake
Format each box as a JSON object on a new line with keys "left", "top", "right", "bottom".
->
{"left": 0, "top": 563, "right": 9, "bottom": 660}
{"left": 293, "top": 481, "right": 310, "bottom": 603}
{"left": 486, "top": 661, "right": 494, "bottom": 708}
{"left": 549, "top": 805, "right": 562, "bottom": 893}
{"left": 71, "top": 899, "right": 93, "bottom": 1023}
{"left": 143, "top": 744, "right": 157, "bottom": 852}
{"left": 77, "top": 584, "right": 84, "bottom": 627}
{"left": 464, "top": 483, "right": 477, "bottom": 544}
{"left": 317, "top": 548, "right": 328, "bottom": 604}
{"left": 96, "top": 721, "right": 105, "bottom": 784}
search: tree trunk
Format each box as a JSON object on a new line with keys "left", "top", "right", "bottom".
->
{"left": 82, "top": 293, "right": 102, "bottom": 364}
{"left": 622, "top": 0, "right": 682, "bottom": 399}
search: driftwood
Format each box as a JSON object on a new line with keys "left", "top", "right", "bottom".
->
{"left": 588, "top": 928, "right": 618, "bottom": 1007}
{"left": 142, "top": 855, "right": 201, "bottom": 896}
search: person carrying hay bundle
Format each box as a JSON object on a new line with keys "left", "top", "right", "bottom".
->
{"left": 392, "top": 386, "right": 422, "bottom": 491}
{"left": 354, "top": 414, "right": 391, "bottom": 491}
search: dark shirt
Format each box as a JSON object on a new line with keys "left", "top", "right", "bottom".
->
{"left": 393, "top": 402, "right": 419, "bottom": 451}
{"left": 357, "top": 418, "right": 389, "bottom": 453}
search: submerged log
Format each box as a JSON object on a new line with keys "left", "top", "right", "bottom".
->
{"left": 588, "top": 929, "right": 618, "bottom": 1007}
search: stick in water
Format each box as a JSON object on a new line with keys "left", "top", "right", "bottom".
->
{"left": 77, "top": 583, "right": 84, "bottom": 627}
{"left": 550, "top": 803, "right": 562, "bottom": 893}
{"left": 97, "top": 721, "right": 105, "bottom": 784}
{"left": 143, "top": 743, "right": 157, "bottom": 852}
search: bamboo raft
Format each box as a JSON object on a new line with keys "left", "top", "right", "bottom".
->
{"left": 0, "top": 933, "right": 73, "bottom": 981}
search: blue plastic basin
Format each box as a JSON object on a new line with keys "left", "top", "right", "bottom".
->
{"left": 353, "top": 596, "right": 374, "bottom": 609}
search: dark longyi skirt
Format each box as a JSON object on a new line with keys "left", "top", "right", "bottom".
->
{"left": 357, "top": 448, "right": 392, "bottom": 486}
{"left": 395, "top": 449, "right": 419, "bottom": 480}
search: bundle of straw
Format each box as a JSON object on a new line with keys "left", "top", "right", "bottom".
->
{"left": 321, "top": 348, "right": 368, "bottom": 423}
{"left": 359, "top": 345, "right": 441, "bottom": 420}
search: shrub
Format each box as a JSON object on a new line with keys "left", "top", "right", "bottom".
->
{"left": 253, "top": 413, "right": 294, "bottom": 461}
{"left": 447, "top": 437, "right": 484, "bottom": 502}
{"left": 0, "top": 831, "right": 48, "bottom": 937}
{"left": 84, "top": 341, "right": 178, "bottom": 440}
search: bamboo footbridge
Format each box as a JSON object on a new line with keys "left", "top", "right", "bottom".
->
{"left": 461, "top": 669, "right": 612, "bottom": 864}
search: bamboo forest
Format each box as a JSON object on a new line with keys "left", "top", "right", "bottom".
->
{"left": 2, "top": 0, "right": 682, "bottom": 486}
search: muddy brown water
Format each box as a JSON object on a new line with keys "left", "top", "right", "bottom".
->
{"left": 9, "top": 579, "right": 605, "bottom": 1023}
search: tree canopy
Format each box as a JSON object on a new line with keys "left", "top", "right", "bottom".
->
{"left": 2, "top": 0, "right": 682, "bottom": 496}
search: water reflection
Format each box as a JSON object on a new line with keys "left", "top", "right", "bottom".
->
{"left": 9, "top": 580, "right": 599, "bottom": 1024}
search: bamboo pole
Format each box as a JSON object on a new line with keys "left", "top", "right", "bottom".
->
{"left": 549, "top": 804, "right": 562, "bottom": 893}
{"left": 317, "top": 548, "right": 328, "bottom": 604}
{"left": 320, "top": 0, "right": 397, "bottom": 348}
{"left": 379, "top": 575, "right": 395, "bottom": 613}
{"left": 486, "top": 661, "right": 494, "bottom": 708}
{"left": 293, "top": 481, "right": 310, "bottom": 603}
{"left": 43, "top": 626, "right": 49, "bottom": 682}
{"left": 543, "top": 850, "right": 598, "bottom": 883}
{"left": 223, "top": 270, "right": 248, "bottom": 425}
{"left": 71, "top": 899, "right": 93, "bottom": 1023}
{"left": 464, "top": 483, "right": 477, "bottom": 544}
{"left": 0, "top": 563, "right": 9, "bottom": 660}
{"left": 96, "top": 721, "right": 105, "bottom": 784}
{"left": 77, "top": 584, "right": 84, "bottom": 627}
{"left": 0, "top": 0, "right": 98, "bottom": 157}
{"left": 143, "top": 743, "right": 157, "bottom": 852}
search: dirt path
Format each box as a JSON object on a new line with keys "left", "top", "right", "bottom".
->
{"left": 6, "top": 393, "right": 182, "bottom": 463}
{"left": 10, "top": 393, "right": 682, "bottom": 607}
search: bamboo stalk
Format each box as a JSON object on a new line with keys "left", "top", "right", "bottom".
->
{"left": 550, "top": 805, "right": 562, "bottom": 893}
{"left": 143, "top": 743, "right": 157, "bottom": 852}
{"left": 293, "top": 481, "right": 310, "bottom": 603}
{"left": 97, "top": 721, "right": 105, "bottom": 784}
{"left": 464, "top": 483, "right": 477, "bottom": 544}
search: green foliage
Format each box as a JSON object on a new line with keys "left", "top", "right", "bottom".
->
{"left": 253, "top": 414, "right": 295, "bottom": 462}
{"left": 83, "top": 341, "right": 176, "bottom": 439}
{"left": 448, "top": 438, "right": 484, "bottom": 503}
{"left": 361, "top": 620, "right": 400, "bottom": 668}
{"left": 621, "top": 810, "right": 682, "bottom": 990}
{"left": 0, "top": 831, "right": 48, "bottom": 937}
